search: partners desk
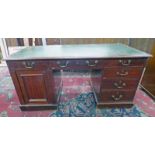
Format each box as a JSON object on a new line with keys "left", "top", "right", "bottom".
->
{"left": 5, "top": 44, "right": 151, "bottom": 110}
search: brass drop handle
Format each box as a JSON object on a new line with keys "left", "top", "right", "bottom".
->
{"left": 119, "top": 59, "right": 131, "bottom": 66}
{"left": 86, "top": 60, "right": 99, "bottom": 66}
{"left": 116, "top": 70, "right": 128, "bottom": 76}
{"left": 22, "top": 61, "right": 35, "bottom": 69}
{"left": 57, "top": 61, "right": 69, "bottom": 68}
{"left": 111, "top": 94, "right": 123, "bottom": 101}
{"left": 114, "top": 81, "right": 126, "bottom": 89}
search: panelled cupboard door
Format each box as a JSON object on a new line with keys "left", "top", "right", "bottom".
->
{"left": 16, "top": 70, "right": 53, "bottom": 104}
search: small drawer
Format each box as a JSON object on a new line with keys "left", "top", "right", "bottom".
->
{"left": 103, "top": 58, "right": 146, "bottom": 67}
{"left": 7, "top": 60, "right": 49, "bottom": 70}
{"left": 103, "top": 67, "right": 144, "bottom": 79}
{"left": 50, "top": 59, "right": 104, "bottom": 69}
{"left": 100, "top": 90, "right": 135, "bottom": 102}
{"left": 101, "top": 79, "right": 139, "bottom": 90}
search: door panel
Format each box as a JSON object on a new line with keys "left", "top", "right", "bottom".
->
{"left": 16, "top": 70, "right": 50, "bottom": 104}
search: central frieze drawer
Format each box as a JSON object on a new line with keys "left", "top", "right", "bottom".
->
{"left": 50, "top": 59, "right": 104, "bottom": 69}
{"left": 100, "top": 90, "right": 135, "bottom": 102}
{"left": 101, "top": 79, "right": 139, "bottom": 90}
{"left": 103, "top": 67, "right": 144, "bottom": 79}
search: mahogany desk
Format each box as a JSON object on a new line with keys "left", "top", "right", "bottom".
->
{"left": 5, "top": 44, "right": 151, "bottom": 110}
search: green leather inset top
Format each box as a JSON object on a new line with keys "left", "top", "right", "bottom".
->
{"left": 5, "top": 43, "right": 152, "bottom": 60}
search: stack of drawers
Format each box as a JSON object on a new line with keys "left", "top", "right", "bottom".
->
{"left": 99, "top": 58, "right": 146, "bottom": 105}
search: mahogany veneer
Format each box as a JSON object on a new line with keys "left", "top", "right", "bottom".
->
{"left": 5, "top": 44, "right": 151, "bottom": 110}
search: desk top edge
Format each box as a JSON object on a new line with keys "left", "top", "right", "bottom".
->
{"left": 5, "top": 43, "right": 152, "bottom": 61}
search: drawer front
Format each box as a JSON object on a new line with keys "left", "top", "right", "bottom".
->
{"left": 101, "top": 79, "right": 139, "bottom": 90}
{"left": 50, "top": 59, "right": 104, "bottom": 69}
{"left": 100, "top": 90, "right": 135, "bottom": 102}
{"left": 103, "top": 67, "right": 143, "bottom": 79}
{"left": 7, "top": 60, "right": 49, "bottom": 70}
{"left": 103, "top": 58, "right": 146, "bottom": 67}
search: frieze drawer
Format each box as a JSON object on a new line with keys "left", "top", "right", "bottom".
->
{"left": 102, "top": 58, "right": 146, "bottom": 67}
{"left": 7, "top": 60, "right": 50, "bottom": 70}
